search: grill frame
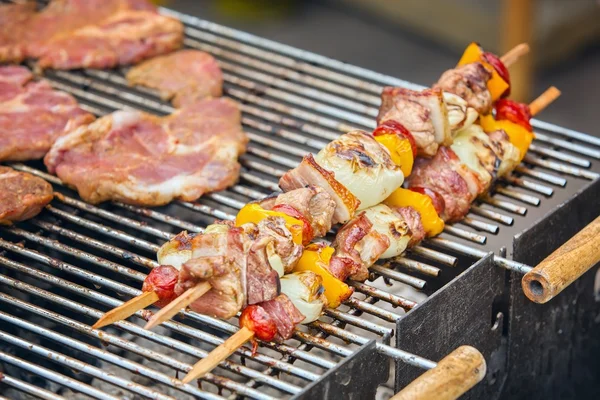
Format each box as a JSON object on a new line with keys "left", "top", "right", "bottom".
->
{"left": 0, "top": 1, "right": 599, "bottom": 398}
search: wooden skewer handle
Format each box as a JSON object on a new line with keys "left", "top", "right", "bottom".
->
{"left": 522, "top": 216, "right": 600, "bottom": 304}
{"left": 390, "top": 346, "right": 486, "bottom": 400}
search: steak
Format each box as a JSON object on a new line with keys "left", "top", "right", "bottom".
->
{"left": 0, "top": 167, "right": 54, "bottom": 225}
{"left": 0, "top": 66, "right": 95, "bottom": 162}
{"left": 44, "top": 98, "right": 248, "bottom": 206}
{"left": 127, "top": 50, "right": 223, "bottom": 108}
{"left": 0, "top": 2, "right": 36, "bottom": 63}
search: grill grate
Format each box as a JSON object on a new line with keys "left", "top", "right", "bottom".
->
{"left": 1, "top": 2, "right": 599, "bottom": 398}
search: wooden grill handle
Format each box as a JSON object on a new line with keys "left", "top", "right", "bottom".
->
{"left": 390, "top": 346, "right": 486, "bottom": 400}
{"left": 522, "top": 216, "right": 600, "bottom": 304}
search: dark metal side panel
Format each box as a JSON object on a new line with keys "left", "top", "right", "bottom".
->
{"left": 292, "top": 340, "right": 388, "bottom": 400}
{"left": 507, "top": 178, "right": 600, "bottom": 400}
{"left": 394, "top": 254, "right": 508, "bottom": 400}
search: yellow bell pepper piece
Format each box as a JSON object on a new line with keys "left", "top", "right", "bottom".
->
{"left": 457, "top": 42, "right": 509, "bottom": 103}
{"left": 384, "top": 188, "right": 445, "bottom": 237}
{"left": 294, "top": 244, "right": 353, "bottom": 308}
{"left": 236, "top": 203, "right": 303, "bottom": 245}
{"left": 480, "top": 114, "right": 534, "bottom": 162}
{"left": 374, "top": 134, "right": 414, "bottom": 177}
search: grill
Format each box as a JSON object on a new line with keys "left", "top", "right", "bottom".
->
{"left": 1, "top": 3, "right": 599, "bottom": 399}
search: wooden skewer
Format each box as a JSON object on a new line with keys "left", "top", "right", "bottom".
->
{"left": 529, "top": 86, "right": 561, "bottom": 116}
{"left": 500, "top": 43, "right": 530, "bottom": 67}
{"left": 92, "top": 291, "right": 159, "bottom": 329}
{"left": 144, "top": 282, "right": 211, "bottom": 330}
{"left": 181, "top": 326, "right": 255, "bottom": 384}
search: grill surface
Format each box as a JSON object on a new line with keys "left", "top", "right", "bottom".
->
{"left": 1, "top": 3, "right": 600, "bottom": 399}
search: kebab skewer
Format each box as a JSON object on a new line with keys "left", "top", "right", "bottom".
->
{"left": 181, "top": 88, "right": 560, "bottom": 383}
{"left": 92, "top": 42, "right": 530, "bottom": 329}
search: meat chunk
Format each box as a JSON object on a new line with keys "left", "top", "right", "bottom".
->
{"left": 44, "top": 98, "right": 248, "bottom": 206}
{"left": 314, "top": 131, "right": 404, "bottom": 209}
{"left": 435, "top": 62, "right": 493, "bottom": 115}
{"left": 35, "top": 8, "right": 183, "bottom": 70}
{"left": 361, "top": 204, "right": 411, "bottom": 259}
{"left": 259, "top": 294, "right": 305, "bottom": 341}
{"left": 127, "top": 50, "right": 223, "bottom": 108}
{"left": 393, "top": 206, "right": 426, "bottom": 248}
{"left": 329, "top": 212, "right": 390, "bottom": 282}
{"left": 443, "top": 92, "right": 479, "bottom": 134}
{"left": 279, "top": 154, "right": 359, "bottom": 225}
{"left": 260, "top": 186, "right": 336, "bottom": 238}
{"left": 0, "top": 2, "right": 36, "bottom": 63}
{"left": 407, "top": 147, "right": 479, "bottom": 222}
{"left": 378, "top": 87, "right": 451, "bottom": 157}
{"left": 0, "top": 167, "right": 54, "bottom": 225}
{"left": 175, "top": 224, "right": 246, "bottom": 319}
{"left": 0, "top": 66, "right": 95, "bottom": 162}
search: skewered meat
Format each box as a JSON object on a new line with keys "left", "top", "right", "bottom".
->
{"left": 378, "top": 87, "right": 450, "bottom": 157}
{"left": 142, "top": 265, "right": 179, "bottom": 308}
{"left": 393, "top": 206, "right": 426, "bottom": 247}
{"left": 0, "top": 66, "right": 95, "bottom": 162}
{"left": 257, "top": 294, "right": 305, "bottom": 341}
{"left": 0, "top": 2, "right": 36, "bottom": 63}
{"left": 329, "top": 212, "right": 390, "bottom": 282}
{"left": 435, "top": 62, "right": 493, "bottom": 115}
{"left": 175, "top": 223, "right": 247, "bottom": 319}
{"left": 45, "top": 98, "right": 247, "bottom": 206}
{"left": 487, "top": 128, "right": 520, "bottom": 177}
{"left": 279, "top": 154, "right": 359, "bottom": 224}
{"left": 443, "top": 92, "right": 478, "bottom": 133}
{"left": 259, "top": 186, "right": 336, "bottom": 238}
{"left": 407, "top": 147, "right": 479, "bottom": 222}
{"left": 0, "top": 167, "right": 54, "bottom": 225}
{"left": 361, "top": 204, "right": 411, "bottom": 259}
{"left": 127, "top": 50, "right": 223, "bottom": 108}
{"left": 314, "top": 131, "right": 404, "bottom": 210}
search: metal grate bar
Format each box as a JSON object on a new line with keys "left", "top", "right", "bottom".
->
{"left": 0, "top": 374, "right": 68, "bottom": 400}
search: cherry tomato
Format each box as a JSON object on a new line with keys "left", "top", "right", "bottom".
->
{"left": 239, "top": 305, "right": 278, "bottom": 342}
{"left": 373, "top": 120, "right": 417, "bottom": 158}
{"left": 482, "top": 52, "right": 511, "bottom": 97}
{"left": 409, "top": 186, "right": 446, "bottom": 216}
{"left": 142, "top": 265, "right": 179, "bottom": 308}
{"left": 495, "top": 99, "right": 532, "bottom": 131}
{"left": 272, "top": 204, "right": 314, "bottom": 245}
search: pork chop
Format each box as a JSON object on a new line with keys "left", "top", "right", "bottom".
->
{"left": 0, "top": 65, "right": 95, "bottom": 162}
{"left": 0, "top": 2, "right": 36, "bottom": 63}
{"left": 44, "top": 97, "right": 248, "bottom": 206}
{"left": 0, "top": 167, "right": 54, "bottom": 225}
{"left": 127, "top": 50, "right": 223, "bottom": 108}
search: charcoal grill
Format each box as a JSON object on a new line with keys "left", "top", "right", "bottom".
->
{"left": 1, "top": 2, "right": 599, "bottom": 399}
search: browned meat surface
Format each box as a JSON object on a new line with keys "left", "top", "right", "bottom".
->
{"left": 0, "top": 66, "right": 95, "bottom": 162}
{"left": 0, "top": 167, "right": 54, "bottom": 225}
{"left": 0, "top": 2, "right": 36, "bottom": 63}
{"left": 175, "top": 224, "right": 246, "bottom": 319}
{"left": 394, "top": 206, "right": 426, "bottom": 247}
{"left": 0, "top": 0, "right": 182, "bottom": 69}
{"left": 435, "top": 62, "right": 492, "bottom": 115}
{"left": 407, "top": 147, "right": 480, "bottom": 222}
{"left": 44, "top": 98, "right": 248, "bottom": 206}
{"left": 378, "top": 87, "right": 451, "bottom": 157}
{"left": 260, "top": 186, "right": 336, "bottom": 238}
{"left": 329, "top": 212, "right": 389, "bottom": 282}
{"left": 127, "top": 50, "right": 223, "bottom": 108}
{"left": 259, "top": 294, "right": 305, "bottom": 341}
{"left": 279, "top": 154, "right": 360, "bottom": 224}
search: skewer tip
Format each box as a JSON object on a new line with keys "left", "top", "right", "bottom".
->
{"left": 500, "top": 43, "right": 530, "bottom": 67}
{"left": 529, "top": 86, "right": 561, "bottom": 116}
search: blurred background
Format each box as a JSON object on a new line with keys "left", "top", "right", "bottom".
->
{"left": 165, "top": 0, "right": 600, "bottom": 137}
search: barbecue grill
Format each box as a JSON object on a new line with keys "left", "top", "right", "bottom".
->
{"left": 1, "top": 3, "right": 599, "bottom": 399}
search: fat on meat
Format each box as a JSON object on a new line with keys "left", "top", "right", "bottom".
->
{"left": 0, "top": 166, "right": 54, "bottom": 225}
{"left": 44, "top": 97, "right": 248, "bottom": 206}
{"left": 127, "top": 50, "right": 223, "bottom": 108}
{"left": 0, "top": 65, "right": 95, "bottom": 162}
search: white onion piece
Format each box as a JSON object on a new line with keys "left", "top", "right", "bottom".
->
{"left": 443, "top": 92, "right": 478, "bottom": 134}
{"left": 315, "top": 131, "right": 404, "bottom": 210}
{"left": 451, "top": 125, "right": 496, "bottom": 189}
{"left": 204, "top": 224, "right": 229, "bottom": 235}
{"left": 280, "top": 272, "right": 326, "bottom": 324}
{"left": 266, "top": 241, "right": 285, "bottom": 277}
{"left": 362, "top": 205, "right": 411, "bottom": 259}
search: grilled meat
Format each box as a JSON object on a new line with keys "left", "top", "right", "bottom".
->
{"left": 393, "top": 206, "right": 426, "bottom": 247}
{"left": 127, "top": 50, "right": 223, "bottom": 108}
{"left": 0, "top": 2, "right": 36, "bottom": 63}
{"left": 258, "top": 294, "right": 305, "bottom": 341}
{"left": 279, "top": 154, "right": 360, "bottom": 225}
{"left": 0, "top": 167, "right": 54, "bottom": 225}
{"left": 361, "top": 204, "right": 411, "bottom": 259}
{"left": 443, "top": 92, "right": 479, "bottom": 134}
{"left": 435, "top": 62, "right": 493, "bottom": 115}
{"left": 329, "top": 212, "right": 390, "bottom": 282}
{"left": 45, "top": 98, "right": 247, "bottom": 206}
{"left": 314, "top": 131, "right": 404, "bottom": 210}
{"left": 487, "top": 128, "right": 520, "bottom": 177}
{"left": 0, "top": 66, "right": 95, "bottom": 162}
